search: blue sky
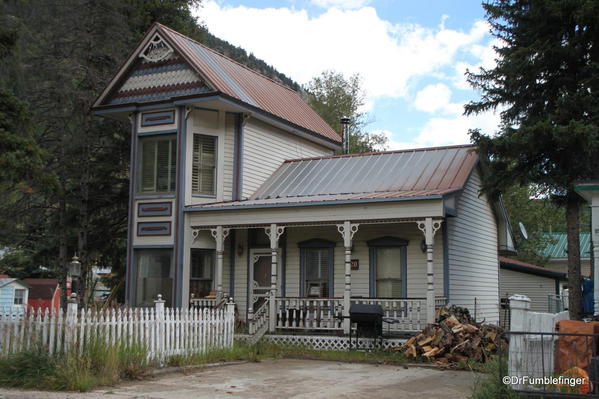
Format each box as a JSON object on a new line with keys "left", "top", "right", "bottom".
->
{"left": 195, "top": 0, "right": 500, "bottom": 149}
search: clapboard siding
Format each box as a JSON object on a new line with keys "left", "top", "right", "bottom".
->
{"left": 0, "top": 286, "right": 15, "bottom": 307}
{"left": 232, "top": 229, "right": 248, "bottom": 317}
{"left": 222, "top": 113, "right": 235, "bottom": 202}
{"left": 284, "top": 224, "right": 444, "bottom": 300}
{"left": 241, "top": 118, "right": 332, "bottom": 199}
{"left": 499, "top": 269, "right": 556, "bottom": 313}
{"left": 447, "top": 168, "right": 499, "bottom": 323}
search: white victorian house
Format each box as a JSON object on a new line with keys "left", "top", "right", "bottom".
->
{"left": 93, "top": 23, "right": 515, "bottom": 338}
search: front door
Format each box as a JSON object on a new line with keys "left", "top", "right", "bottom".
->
{"left": 249, "top": 249, "right": 272, "bottom": 313}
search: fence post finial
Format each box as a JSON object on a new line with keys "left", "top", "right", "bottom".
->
{"left": 226, "top": 297, "right": 235, "bottom": 315}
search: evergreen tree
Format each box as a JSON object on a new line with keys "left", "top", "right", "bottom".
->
{"left": 466, "top": 0, "right": 599, "bottom": 319}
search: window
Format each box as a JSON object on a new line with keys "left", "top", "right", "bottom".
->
{"left": 192, "top": 134, "right": 216, "bottom": 195}
{"left": 14, "top": 289, "right": 25, "bottom": 305}
{"left": 190, "top": 249, "right": 214, "bottom": 298}
{"left": 138, "top": 135, "right": 176, "bottom": 193}
{"left": 299, "top": 239, "right": 335, "bottom": 298}
{"left": 368, "top": 237, "right": 408, "bottom": 298}
{"left": 136, "top": 249, "right": 173, "bottom": 306}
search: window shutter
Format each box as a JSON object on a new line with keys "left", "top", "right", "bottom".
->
{"left": 192, "top": 134, "right": 216, "bottom": 195}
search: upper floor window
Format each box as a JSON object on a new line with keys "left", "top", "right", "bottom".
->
{"left": 138, "top": 135, "right": 176, "bottom": 194}
{"left": 192, "top": 134, "right": 216, "bottom": 196}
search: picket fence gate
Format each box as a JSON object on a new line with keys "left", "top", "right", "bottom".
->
{"left": 0, "top": 296, "right": 235, "bottom": 362}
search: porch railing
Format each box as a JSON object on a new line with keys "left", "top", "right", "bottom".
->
{"left": 275, "top": 297, "right": 343, "bottom": 331}
{"left": 249, "top": 299, "right": 270, "bottom": 336}
{"left": 350, "top": 298, "right": 429, "bottom": 332}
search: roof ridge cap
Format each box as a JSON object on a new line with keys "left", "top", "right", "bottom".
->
{"left": 156, "top": 23, "right": 300, "bottom": 94}
{"left": 283, "top": 144, "right": 477, "bottom": 163}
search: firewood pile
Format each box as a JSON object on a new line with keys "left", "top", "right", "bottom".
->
{"left": 393, "top": 306, "right": 506, "bottom": 364}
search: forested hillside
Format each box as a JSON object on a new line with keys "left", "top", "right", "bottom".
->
{"left": 0, "top": 0, "right": 299, "bottom": 302}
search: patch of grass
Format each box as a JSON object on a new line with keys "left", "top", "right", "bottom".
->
{"left": 469, "top": 357, "right": 519, "bottom": 399}
{"left": 166, "top": 341, "right": 416, "bottom": 368}
{"left": 0, "top": 339, "right": 151, "bottom": 392}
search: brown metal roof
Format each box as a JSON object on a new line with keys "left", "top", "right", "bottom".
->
{"left": 190, "top": 144, "right": 478, "bottom": 210}
{"left": 156, "top": 24, "right": 341, "bottom": 144}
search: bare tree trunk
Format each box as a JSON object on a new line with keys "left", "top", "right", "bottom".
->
{"left": 567, "top": 194, "right": 583, "bottom": 320}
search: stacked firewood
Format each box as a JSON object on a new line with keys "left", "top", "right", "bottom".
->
{"left": 393, "top": 306, "right": 506, "bottom": 364}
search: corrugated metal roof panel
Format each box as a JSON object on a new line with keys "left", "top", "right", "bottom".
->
{"left": 540, "top": 232, "right": 591, "bottom": 259}
{"left": 191, "top": 144, "right": 478, "bottom": 210}
{"left": 250, "top": 144, "right": 477, "bottom": 200}
{"left": 157, "top": 24, "right": 341, "bottom": 144}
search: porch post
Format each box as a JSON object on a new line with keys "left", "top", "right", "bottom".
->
{"left": 417, "top": 218, "right": 442, "bottom": 324}
{"left": 337, "top": 221, "right": 359, "bottom": 334}
{"left": 265, "top": 223, "right": 285, "bottom": 332}
{"left": 210, "top": 226, "right": 230, "bottom": 300}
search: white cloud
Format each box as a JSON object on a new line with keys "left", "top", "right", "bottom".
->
{"left": 311, "top": 0, "right": 372, "bottom": 9}
{"left": 414, "top": 83, "right": 453, "bottom": 113}
{"left": 196, "top": 2, "right": 499, "bottom": 150}
{"left": 198, "top": 2, "right": 490, "bottom": 99}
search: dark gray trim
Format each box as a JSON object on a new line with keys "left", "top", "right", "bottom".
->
{"left": 192, "top": 194, "right": 217, "bottom": 198}
{"left": 367, "top": 236, "right": 408, "bottom": 297}
{"left": 137, "top": 202, "right": 172, "bottom": 217}
{"left": 281, "top": 234, "right": 287, "bottom": 297}
{"left": 137, "top": 129, "right": 178, "bottom": 137}
{"left": 232, "top": 113, "right": 244, "bottom": 201}
{"left": 184, "top": 194, "right": 444, "bottom": 213}
{"left": 94, "top": 93, "right": 342, "bottom": 151}
{"left": 245, "top": 232, "right": 251, "bottom": 321}
{"left": 125, "top": 112, "right": 139, "bottom": 306}
{"left": 141, "top": 110, "right": 175, "bottom": 126}
{"left": 132, "top": 244, "right": 174, "bottom": 249}
{"left": 298, "top": 239, "right": 335, "bottom": 297}
{"left": 135, "top": 194, "right": 176, "bottom": 200}
{"left": 137, "top": 221, "right": 172, "bottom": 236}
{"left": 229, "top": 230, "right": 236, "bottom": 297}
{"left": 174, "top": 106, "right": 187, "bottom": 307}
{"left": 443, "top": 221, "right": 449, "bottom": 298}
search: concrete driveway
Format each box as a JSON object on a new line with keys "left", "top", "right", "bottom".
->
{"left": 0, "top": 359, "right": 476, "bottom": 399}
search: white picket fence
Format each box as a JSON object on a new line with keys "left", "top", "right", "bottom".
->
{"left": 0, "top": 297, "right": 235, "bottom": 362}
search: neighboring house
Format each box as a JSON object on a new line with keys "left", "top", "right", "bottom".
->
{"left": 91, "top": 266, "right": 112, "bottom": 300}
{"left": 499, "top": 257, "right": 566, "bottom": 317}
{"left": 0, "top": 277, "right": 30, "bottom": 317}
{"left": 23, "top": 278, "right": 61, "bottom": 311}
{"left": 93, "top": 23, "right": 515, "bottom": 336}
{"left": 540, "top": 232, "right": 591, "bottom": 279}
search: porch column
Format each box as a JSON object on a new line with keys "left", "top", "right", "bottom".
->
{"left": 210, "top": 226, "right": 230, "bottom": 300}
{"left": 265, "top": 224, "right": 285, "bottom": 332}
{"left": 337, "top": 221, "right": 359, "bottom": 334}
{"left": 417, "top": 218, "right": 442, "bottom": 324}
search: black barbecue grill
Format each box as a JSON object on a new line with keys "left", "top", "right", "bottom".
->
{"left": 348, "top": 303, "right": 384, "bottom": 349}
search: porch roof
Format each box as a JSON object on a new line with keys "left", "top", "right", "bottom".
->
{"left": 187, "top": 144, "right": 476, "bottom": 211}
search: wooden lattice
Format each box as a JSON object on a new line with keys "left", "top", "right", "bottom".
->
{"left": 244, "top": 334, "right": 406, "bottom": 351}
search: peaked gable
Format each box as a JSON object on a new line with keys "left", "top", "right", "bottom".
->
{"left": 103, "top": 33, "right": 212, "bottom": 105}
{"left": 94, "top": 23, "right": 341, "bottom": 145}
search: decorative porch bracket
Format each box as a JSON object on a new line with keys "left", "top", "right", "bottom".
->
{"left": 417, "top": 218, "right": 442, "bottom": 324}
{"left": 264, "top": 224, "right": 285, "bottom": 332}
{"left": 210, "top": 226, "right": 230, "bottom": 300}
{"left": 337, "top": 221, "right": 359, "bottom": 334}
